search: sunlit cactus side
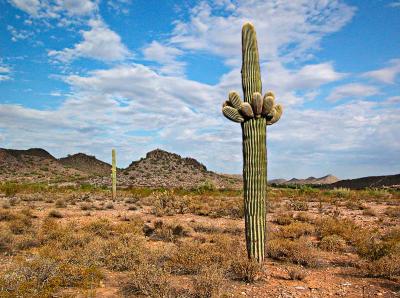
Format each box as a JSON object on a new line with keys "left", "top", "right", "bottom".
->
{"left": 112, "top": 149, "right": 117, "bottom": 200}
{"left": 221, "top": 23, "right": 283, "bottom": 262}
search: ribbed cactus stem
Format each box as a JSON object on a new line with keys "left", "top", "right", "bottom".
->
{"left": 112, "top": 149, "right": 117, "bottom": 200}
{"left": 221, "top": 23, "right": 283, "bottom": 262}
{"left": 241, "top": 23, "right": 266, "bottom": 262}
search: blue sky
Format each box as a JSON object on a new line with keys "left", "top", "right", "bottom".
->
{"left": 0, "top": 0, "right": 399, "bottom": 179}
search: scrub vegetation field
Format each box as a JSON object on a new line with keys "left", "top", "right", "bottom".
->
{"left": 0, "top": 183, "right": 399, "bottom": 297}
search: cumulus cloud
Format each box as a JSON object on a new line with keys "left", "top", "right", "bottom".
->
{"left": 362, "top": 59, "right": 400, "bottom": 84}
{"left": 327, "top": 83, "right": 380, "bottom": 102}
{"left": 170, "top": 1, "right": 355, "bottom": 65}
{"left": 142, "top": 41, "right": 185, "bottom": 76}
{"left": 48, "top": 19, "right": 130, "bottom": 62}
{"left": 8, "top": 0, "right": 98, "bottom": 18}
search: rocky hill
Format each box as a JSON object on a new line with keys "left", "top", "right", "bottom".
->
{"left": 269, "top": 174, "right": 339, "bottom": 185}
{"left": 90, "top": 149, "right": 242, "bottom": 189}
{"left": 0, "top": 148, "right": 86, "bottom": 182}
{"left": 59, "top": 153, "right": 111, "bottom": 176}
{"left": 328, "top": 174, "right": 400, "bottom": 190}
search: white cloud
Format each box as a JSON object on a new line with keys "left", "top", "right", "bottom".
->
{"left": 327, "top": 83, "right": 380, "bottom": 102}
{"left": 8, "top": 0, "right": 98, "bottom": 18}
{"left": 170, "top": 1, "right": 355, "bottom": 65}
{"left": 7, "top": 25, "right": 34, "bottom": 42}
{"left": 0, "top": 65, "right": 12, "bottom": 81}
{"left": 362, "top": 59, "right": 400, "bottom": 84}
{"left": 8, "top": 0, "right": 40, "bottom": 16}
{"left": 142, "top": 41, "right": 185, "bottom": 76}
{"left": 48, "top": 19, "right": 130, "bottom": 62}
{"left": 388, "top": 1, "right": 400, "bottom": 8}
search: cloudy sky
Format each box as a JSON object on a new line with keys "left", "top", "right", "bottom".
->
{"left": 0, "top": 0, "right": 399, "bottom": 179}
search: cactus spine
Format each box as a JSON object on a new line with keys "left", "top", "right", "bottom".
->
{"left": 112, "top": 149, "right": 117, "bottom": 200}
{"left": 222, "top": 23, "right": 283, "bottom": 262}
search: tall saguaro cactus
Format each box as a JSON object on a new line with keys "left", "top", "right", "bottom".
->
{"left": 112, "top": 149, "right": 117, "bottom": 200}
{"left": 222, "top": 23, "right": 283, "bottom": 262}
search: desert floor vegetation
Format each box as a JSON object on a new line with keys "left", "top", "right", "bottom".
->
{"left": 0, "top": 184, "right": 399, "bottom": 297}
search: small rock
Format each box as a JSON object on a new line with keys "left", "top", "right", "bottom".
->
{"left": 341, "top": 282, "right": 352, "bottom": 287}
{"left": 295, "top": 286, "right": 306, "bottom": 290}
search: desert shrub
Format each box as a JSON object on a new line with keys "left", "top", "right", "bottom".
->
{"left": 0, "top": 230, "right": 14, "bottom": 253}
{"left": 166, "top": 237, "right": 237, "bottom": 275}
{"left": 330, "top": 188, "right": 351, "bottom": 199}
{"left": 345, "top": 200, "right": 364, "bottom": 210}
{"left": 319, "top": 234, "right": 346, "bottom": 252}
{"left": 316, "top": 217, "right": 356, "bottom": 242}
{"left": 2, "top": 182, "right": 19, "bottom": 197}
{"left": 0, "top": 209, "right": 16, "bottom": 221}
{"left": 267, "top": 237, "right": 320, "bottom": 267}
{"left": 0, "top": 255, "right": 102, "bottom": 297}
{"left": 294, "top": 212, "right": 315, "bottom": 223}
{"left": 80, "top": 202, "right": 95, "bottom": 211}
{"left": 48, "top": 209, "right": 63, "bottom": 218}
{"left": 8, "top": 216, "right": 32, "bottom": 235}
{"left": 288, "top": 200, "right": 308, "bottom": 211}
{"left": 279, "top": 222, "right": 315, "bottom": 239}
{"left": 151, "top": 220, "right": 192, "bottom": 242}
{"left": 354, "top": 228, "right": 400, "bottom": 261}
{"left": 102, "top": 235, "right": 146, "bottom": 271}
{"left": 229, "top": 257, "right": 261, "bottom": 283}
{"left": 192, "top": 265, "right": 224, "bottom": 298}
{"left": 83, "top": 218, "right": 113, "bottom": 238}
{"left": 105, "top": 202, "right": 114, "bottom": 209}
{"left": 122, "top": 263, "right": 171, "bottom": 297}
{"left": 287, "top": 266, "right": 307, "bottom": 280}
{"left": 55, "top": 199, "right": 66, "bottom": 208}
{"left": 273, "top": 213, "right": 293, "bottom": 225}
{"left": 362, "top": 207, "right": 376, "bottom": 216}
{"left": 359, "top": 253, "right": 400, "bottom": 279}
{"left": 385, "top": 206, "right": 400, "bottom": 218}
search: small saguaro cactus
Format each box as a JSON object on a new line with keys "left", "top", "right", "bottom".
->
{"left": 112, "top": 149, "right": 117, "bottom": 200}
{"left": 222, "top": 23, "right": 283, "bottom": 262}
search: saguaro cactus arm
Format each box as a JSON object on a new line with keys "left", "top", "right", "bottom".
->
{"left": 221, "top": 22, "right": 283, "bottom": 262}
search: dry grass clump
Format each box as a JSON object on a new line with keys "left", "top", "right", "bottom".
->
{"left": 279, "top": 222, "right": 315, "bottom": 239}
{"left": 0, "top": 255, "right": 103, "bottom": 297}
{"left": 122, "top": 263, "right": 172, "bottom": 298}
{"left": 385, "top": 206, "right": 400, "bottom": 218}
{"left": 166, "top": 236, "right": 239, "bottom": 275}
{"left": 192, "top": 265, "right": 225, "bottom": 298}
{"left": 286, "top": 266, "right": 307, "bottom": 281}
{"left": 316, "top": 217, "right": 357, "bottom": 242}
{"left": 267, "top": 237, "right": 320, "bottom": 267}
{"left": 55, "top": 199, "right": 67, "bottom": 208}
{"left": 229, "top": 257, "right": 262, "bottom": 283}
{"left": 149, "top": 220, "right": 193, "bottom": 242}
{"left": 359, "top": 253, "right": 400, "bottom": 279}
{"left": 287, "top": 200, "right": 308, "bottom": 211}
{"left": 362, "top": 207, "right": 377, "bottom": 216}
{"left": 48, "top": 209, "right": 63, "bottom": 218}
{"left": 273, "top": 213, "right": 293, "bottom": 225}
{"left": 7, "top": 214, "right": 33, "bottom": 235}
{"left": 319, "top": 234, "right": 347, "bottom": 252}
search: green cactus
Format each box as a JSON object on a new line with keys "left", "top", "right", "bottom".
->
{"left": 112, "top": 149, "right": 117, "bottom": 200}
{"left": 222, "top": 23, "right": 283, "bottom": 262}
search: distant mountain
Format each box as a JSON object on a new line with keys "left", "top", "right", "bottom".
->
{"left": 59, "top": 153, "right": 111, "bottom": 176}
{"left": 90, "top": 148, "right": 242, "bottom": 189}
{"left": 269, "top": 174, "right": 340, "bottom": 185}
{"left": 328, "top": 174, "right": 400, "bottom": 189}
{"left": 0, "top": 148, "right": 85, "bottom": 182}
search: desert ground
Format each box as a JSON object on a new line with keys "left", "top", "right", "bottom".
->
{"left": 0, "top": 183, "right": 399, "bottom": 297}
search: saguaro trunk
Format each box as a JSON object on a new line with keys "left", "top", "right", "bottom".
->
{"left": 112, "top": 149, "right": 117, "bottom": 200}
{"left": 241, "top": 23, "right": 267, "bottom": 261}
{"left": 221, "top": 23, "right": 283, "bottom": 262}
